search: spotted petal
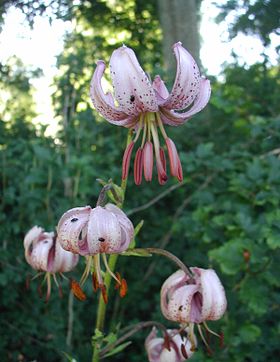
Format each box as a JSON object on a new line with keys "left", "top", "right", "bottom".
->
{"left": 160, "top": 78, "right": 211, "bottom": 125}
{"left": 193, "top": 267, "right": 227, "bottom": 321}
{"left": 90, "top": 60, "right": 136, "bottom": 127}
{"left": 160, "top": 42, "right": 201, "bottom": 111}
{"left": 57, "top": 206, "right": 91, "bottom": 254}
{"left": 110, "top": 45, "right": 158, "bottom": 116}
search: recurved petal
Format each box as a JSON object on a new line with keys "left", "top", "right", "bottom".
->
{"left": 47, "top": 240, "right": 79, "bottom": 273}
{"left": 110, "top": 45, "right": 158, "bottom": 115}
{"left": 160, "top": 270, "right": 190, "bottom": 320}
{"left": 197, "top": 268, "right": 227, "bottom": 321}
{"left": 105, "top": 203, "right": 134, "bottom": 236}
{"left": 90, "top": 60, "right": 136, "bottom": 127}
{"left": 160, "top": 78, "right": 211, "bottom": 125}
{"left": 29, "top": 235, "right": 54, "bottom": 271}
{"left": 87, "top": 206, "right": 122, "bottom": 254}
{"left": 57, "top": 206, "right": 91, "bottom": 254}
{"left": 24, "top": 226, "right": 44, "bottom": 263}
{"left": 160, "top": 42, "right": 201, "bottom": 111}
{"left": 152, "top": 75, "right": 169, "bottom": 104}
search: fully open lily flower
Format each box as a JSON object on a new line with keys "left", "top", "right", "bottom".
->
{"left": 24, "top": 226, "right": 79, "bottom": 301}
{"left": 160, "top": 268, "right": 227, "bottom": 351}
{"left": 145, "top": 327, "right": 197, "bottom": 362}
{"left": 57, "top": 203, "right": 134, "bottom": 302}
{"left": 90, "top": 42, "right": 211, "bottom": 185}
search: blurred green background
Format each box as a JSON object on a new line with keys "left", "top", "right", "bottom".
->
{"left": 0, "top": 0, "right": 280, "bottom": 361}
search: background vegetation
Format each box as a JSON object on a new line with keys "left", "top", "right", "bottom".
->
{"left": 0, "top": 0, "right": 280, "bottom": 361}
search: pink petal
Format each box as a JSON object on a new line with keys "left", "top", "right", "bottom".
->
{"left": 160, "top": 42, "right": 201, "bottom": 111}
{"left": 152, "top": 75, "right": 169, "bottom": 104}
{"left": 160, "top": 270, "right": 190, "bottom": 320}
{"left": 122, "top": 141, "right": 135, "bottom": 180}
{"left": 110, "top": 45, "right": 158, "bottom": 115}
{"left": 87, "top": 207, "right": 122, "bottom": 254}
{"left": 48, "top": 241, "right": 79, "bottom": 273}
{"left": 57, "top": 206, "right": 91, "bottom": 254}
{"left": 30, "top": 235, "right": 54, "bottom": 271}
{"left": 143, "top": 141, "right": 154, "bottom": 181}
{"left": 90, "top": 60, "right": 136, "bottom": 127}
{"left": 105, "top": 203, "right": 134, "bottom": 252}
{"left": 160, "top": 78, "right": 211, "bottom": 125}
{"left": 199, "top": 268, "right": 227, "bottom": 321}
{"left": 134, "top": 147, "right": 144, "bottom": 185}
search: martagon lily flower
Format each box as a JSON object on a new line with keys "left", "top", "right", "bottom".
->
{"left": 56, "top": 203, "right": 134, "bottom": 302}
{"left": 160, "top": 268, "right": 227, "bottom": 350}
{"left": 145, "top": 327, "right": 197, "bottom": 362}
{"left": 90, "top": 42, "right": 211, "bottom": 185}
{"left": 24, "top": 226, "right": 79, "bottom": 301}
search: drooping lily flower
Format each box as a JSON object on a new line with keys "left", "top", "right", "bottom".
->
{"left": 160, "top": 268, "right": 227, "bottom": 351}
{"left": 90, "top": 42, "right": 211, "bottom": 185}
{"left": 24, "top": 226, "right": 79, "bottom": 301}
{"left": 56, "top": 203, "right": 134, "bottom": 302}
{"left": 145, "top": 327, "right": 197, "bottom": 362}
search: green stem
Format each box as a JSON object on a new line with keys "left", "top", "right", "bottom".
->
{"left": 92, "top": 130, "right": 132, "bottom": 362}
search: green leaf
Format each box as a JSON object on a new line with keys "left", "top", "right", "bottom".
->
{"left": 238, "top": 324, "right": 261, "bottom": 344}
{"left": 129, "top": 219, "right": 144, "bottom": 249}
{"left": 121, "top": 248, "right": 152, "bottom": 257}
{"left": 103, "top": 341, "right": 132, "bottom": 358}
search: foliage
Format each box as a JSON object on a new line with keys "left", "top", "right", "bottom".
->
{"left": 1, "top": 1, "right": 280, "bottom": 362}
{"left": 215, "top": 0, "right": 280, "bottom": 47}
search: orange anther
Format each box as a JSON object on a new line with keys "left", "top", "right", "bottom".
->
{"left": 115, "top": 272, "right": 122, "bottom": 290}
{"left": 119, "top": 278, "right": 128, "bottom": 298}
{"left": 92, "top": 272, "right": 99, "bottom": 292}
{"left": 243, "top": 249, "right": 250, "bottom": 263}
{"left": 181, "top": 344, "right": 189, "bottom": 359}
{"left": 70, "top": 279, "right": 86, "bottom": 301}
{"left": 101, "top": 285, "right": 108, "bottom": 304}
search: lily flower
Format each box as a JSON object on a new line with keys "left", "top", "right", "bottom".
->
{"left": 145, "top": 327, "right": 196, "bottom": 362}
{"left": 160, "top": 268, "right": 227, "bottom": 351}
{"left": 24, "top": 226, "right": 79, "bottom": 301}
{"left": 56, "top": 203, "right": 134, "bottom": 302}
{"left": 90, "top": 42, "right": 211, "bottom": 185}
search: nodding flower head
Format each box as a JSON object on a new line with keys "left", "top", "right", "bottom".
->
{"left": 145, "top": 327, "right": 197, "bottom": 362}
{"left": 160, "top": 268, "right": 227, "bottom": 353}
{"left": 56, "top": 203, "right": 134, "bottom": 302}
{"left": 160, "top": 268, "right": 227, "bottom": 325}
{"left": 24, "top": 226, "right": 79, "bottom": 301}
{"left": 90, "top": 42, "right": 211, "bottom": 185}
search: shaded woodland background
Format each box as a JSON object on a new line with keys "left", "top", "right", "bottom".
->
{"left": 0, "top": 0, "right": 280, "bottom": 361}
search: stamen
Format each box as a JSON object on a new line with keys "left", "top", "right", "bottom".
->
{"left": 70, "top": 279, "right": 86, "bottom": 301}
{"left": 101, "top": 284, "right": 108, "bottom": 304}
{"left": 122, "top": 141, "right": 135, "bottom": 180}
{"left": 202, "top": 321, "right": 221, "bottom": 338}
{"left": 120, "top": 278, "right": 128, "bottom": 298}
{"left": 94, "top": 254, "right": 104, "bottom": 287}
{"left": 92, "top": 271, "right": 99, "bottom": 292}
{"left": 143, "top": 141, "right": 153, "bottom": 181}
{"left": 102, "top": 254, "right": 121, "bottom": 285}
{"left": 150, "top": 122, "right": 167, "bottom": 183}
{"left": 80, "top": 256, "right": 93, "bottom": 286}
{"left": 45, "top": 272, "right": 51, "bottom": 302}
{"left": 155, "top": 112, "right": 168, "bottom": 139}
{"left": 140, "top": 117, "right": 147, "bottom": 148}
{"left": 188, "top": 323, "right": 197, "bottom": 352}
{"left": 134, "top": 147, "right": 143, "bottom": 185}
{"left": 133, "top": 114, "right": 143, "bottom": 143}
{"left": 197, "top": 324, "right": 212, "bottom": 355}
{"left": 181, "top": 343, "right": 189, "bottom": 359}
